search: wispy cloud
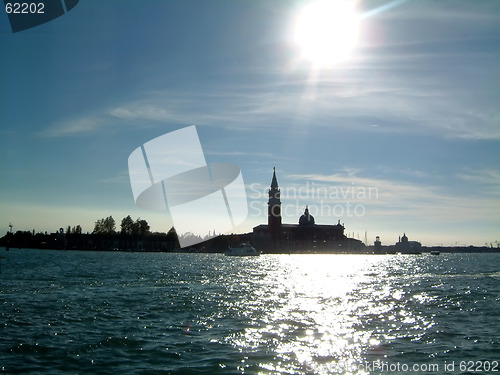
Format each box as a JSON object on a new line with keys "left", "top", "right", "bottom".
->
{"left": 456, "top": 168, "right": 500, "bottom": 199}
{"left": 39, "top": 16, "right": 500, "bottom": 142}
{"left": 457, "top": 168, "right": 500, "bottom": 184}
{"left": 39, "top": 116, "right": 108, "bottom": 137}
{"left": 204, "top": 150, "right": 274, "bottom": 158}
{"left": 284, "top": 169, "right": 499, "bottom": 222}
{"left": 38, "top": 77, "right": 500, "bottom": 140}
{"left": 99, "top": 170, "right": 131, "bottom": 185}
{"left": 108, "top": 102, "right": 191, "bottom": 124}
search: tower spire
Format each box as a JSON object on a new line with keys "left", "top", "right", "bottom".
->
{"left": 271, "top": 167, "right": 278, "bottom": 188}
{"left": 268, "top": 167, "right": 281, "bottom": 239}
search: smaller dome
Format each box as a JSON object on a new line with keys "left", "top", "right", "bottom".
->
{"left": 299, "top": 206, "right": 315, "bottom": 226}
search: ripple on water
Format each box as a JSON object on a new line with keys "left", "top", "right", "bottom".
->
{"left": 0, "top": 251, "right": 499, "bottom": 373}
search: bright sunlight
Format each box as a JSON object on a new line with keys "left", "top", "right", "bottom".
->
{"left": 294, "top": 0, "right": 359, "bottom": 67}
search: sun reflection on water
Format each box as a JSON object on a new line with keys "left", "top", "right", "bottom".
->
{"left": 216, "top": 253, "right": 498, "bottom": 373}
{"left": 224, "top": 255, "right": 396, "bottom": 373}
{"left": 2, "top": 251, "right": 497, "bottom": 373}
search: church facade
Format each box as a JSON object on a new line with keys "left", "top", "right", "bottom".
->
{"left": 252, "top": 168, "right": 365, "bottom": 252}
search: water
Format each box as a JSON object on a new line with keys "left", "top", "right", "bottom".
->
{"left": 1, "top": 249, "right": 499, "bottom": 374}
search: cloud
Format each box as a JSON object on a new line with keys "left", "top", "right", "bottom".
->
{"left": 457, "top": 168, "right": 500, "bottom": 184}
{"left": 39, "top": 116, "right": 108, "bottom": 137}
{"left": 39, "top": 28, "right": 500, "bottom": 142}
{"left": 38, "top": 77, "right": 500, "bottom": 140}
{"left": 32, "top": 0, "right": 500, "bottom": 141}
{"left": 284, "top": 169, "right": 499, "bottom": 222}
{"left": 99, "top": 170, "right": 131, "bottom": 184}
{"left": 455, "top": 168, "right": 500, "bottom": 199}
{"left": 204, "top": 150, "right": 274, "bottom": 158}
{"left": 108, "top": 102, "right": 189, "bottom": 124}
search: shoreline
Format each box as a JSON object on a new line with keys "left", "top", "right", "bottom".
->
{"left": 2, "top": 246, "right": 499, "bottom": 254}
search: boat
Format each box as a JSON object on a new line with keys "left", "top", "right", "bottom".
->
{"left": 225, "top": 243, "right": 260, "bottom": 256}
{"left": 430, "top": 250, "right": 440, "bottom": 255}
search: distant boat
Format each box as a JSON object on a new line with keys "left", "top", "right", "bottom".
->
{"left": 430, "top": 250, "right": 440, "bottom": 255}
{"left": 225, "top": 243, "right": 260, "bottom": 256}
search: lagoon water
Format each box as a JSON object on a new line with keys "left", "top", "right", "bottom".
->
{"left": 0, "top": 249, "right": 499, "bottom": 374}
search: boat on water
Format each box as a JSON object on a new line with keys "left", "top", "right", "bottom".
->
{"left": 225, "top": 243, "right": 260, "bottom": 256}
{"left": 430, "top": 250, "right": 440, "bottom": 255}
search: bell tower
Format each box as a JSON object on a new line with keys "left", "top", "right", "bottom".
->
{"left": 268, "top": 167, "right": 282, "bottom": 238}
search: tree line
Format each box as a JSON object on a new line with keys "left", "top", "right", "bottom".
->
{"left": 0, "top": 215, "right": 180, "bottom": 252}
{"left": 92, "top": 215, "right": 151, "bottom": 236}
{"left": 0, "top": 215, "right": 252, "bottom": 252}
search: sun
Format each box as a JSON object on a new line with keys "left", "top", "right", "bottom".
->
{"left": 294, "top": 0, "right": 359, "bottom": 67}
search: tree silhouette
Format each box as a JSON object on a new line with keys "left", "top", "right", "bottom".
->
{"left": 135, "top": 218, "right": 150, "bottom": 236}
{"left": 93, "top": 216, "right": 116, "bottom": 235}
{"left": 120, "top": 215, "right": 135, "bottom": 235}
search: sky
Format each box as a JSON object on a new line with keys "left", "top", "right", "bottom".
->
{"left": 1, "top": 0, "right": 499, "bottom": 247}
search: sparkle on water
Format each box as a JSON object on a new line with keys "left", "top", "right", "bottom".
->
{"left": 1, "top": 250, "right": 499, "bottom": 374}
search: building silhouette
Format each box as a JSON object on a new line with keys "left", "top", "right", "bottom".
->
{"left": 268, "top": 167, "right": 281, "bottom": 240}
{"left": 252, "top": 168, "right": 364, "bottom": 252}
{"left": 394, "top": 233, "right": 422, "bottom": 254}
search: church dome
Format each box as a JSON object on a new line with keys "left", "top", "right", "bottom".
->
{"left": 299, "top": 206, "right": 315, "bottom": 226}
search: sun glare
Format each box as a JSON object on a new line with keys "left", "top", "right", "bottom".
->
{"left": 294, "top": 0, "right": 359, "bottom": 67}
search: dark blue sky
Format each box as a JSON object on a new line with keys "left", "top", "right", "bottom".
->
{"left": 1, "top": 0, "right": 499, "bottom": 245}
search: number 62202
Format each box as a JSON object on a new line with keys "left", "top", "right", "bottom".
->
{"left": 5, "top": 3, "right": 45, "bottom": 14}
